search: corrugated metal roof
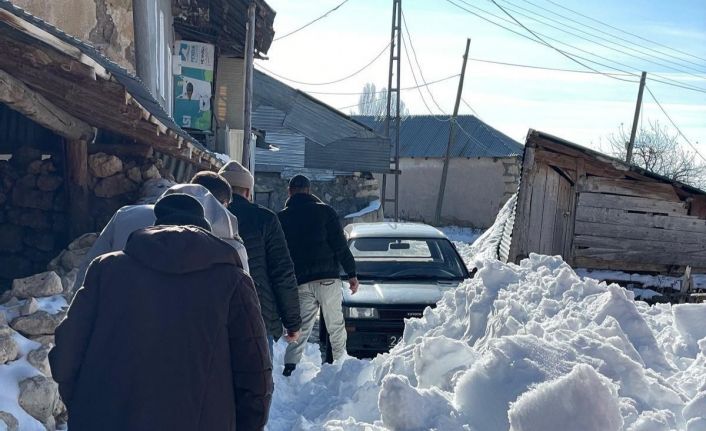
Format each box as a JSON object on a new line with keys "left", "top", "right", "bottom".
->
{"left": 0, "top": 0, "right": 211, "bottom": 155}
{"left": 253, "top": 70, "right": 391, "bottom": 172}
{"left": 353, "top": 115, "right": 523, "bottom": 158}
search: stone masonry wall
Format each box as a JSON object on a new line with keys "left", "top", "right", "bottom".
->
{"left": 255, "top": 172, "right": 382, "bottom": 223}
{"left": 0, "top": 144, "right": 175, "bottom": 292}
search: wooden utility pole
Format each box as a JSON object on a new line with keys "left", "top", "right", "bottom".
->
{"left": 242, "top": 2, "right": 256, "bottom": 169}
{"left": 435, "top": 38, "right": 471, "bottom": 225}
{"left": 626, "top": 71, "right": 647, "bottom": 164}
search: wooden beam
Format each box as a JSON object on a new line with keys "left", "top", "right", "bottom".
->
{"left": 65, "top": 139, "right": 92, "bottom": 237}
{"left": 0, "top": 68, "right": 93, "bottom": 140}
{"left": 576, "top": 206, "right": 706, "bottom": 234}
{"left": 578, "top": 177, "right": 680, "bottom": 202}
{"left": 508, "top": 145, "right": 536, "bottom": 263}
{"left": 578, "top": 192, "right": 687, "bottom": 215}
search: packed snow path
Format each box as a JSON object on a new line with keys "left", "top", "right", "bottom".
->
{"left": 267, "top": 201, "right": 706, "bottom": 431}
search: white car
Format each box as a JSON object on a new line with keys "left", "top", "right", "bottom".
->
{"left": 320, "top": 223, "right": 470, "bottom": 360}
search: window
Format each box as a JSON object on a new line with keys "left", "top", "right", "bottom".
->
{"left": 349, "top": 238, "right": 468, "bottom": 281}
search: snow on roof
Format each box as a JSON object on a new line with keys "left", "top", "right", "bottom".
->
{"left": 345, "top": 222, "right": 447, "bottom": 239}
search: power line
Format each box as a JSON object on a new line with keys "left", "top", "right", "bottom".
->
{"left": 645, "top": 85, "right": 706, "bottom": 163}
{"left": 401, "top": 12, "right": 449, "bottom": 114}
{"left": 304, "top": 73, "right": 460, "bottom": 95}
{"left": 542, "top": 0, "right": 706, "bottom": 64}
{"left": 444, "top": 0, "right": 637, "bottom": 84}
{"left": 255, "top": 41, "right": 390, "bottom": 86}
{"left": 401, "top": 34, "right": 450, "bottom": 121}
{"left": 452, "top": 0, "right": 706, "bottom": 93}
{"left": 512, "top": 0, "right": 706, "bottom": 73}
{"left": 274, "top": 0, "right": 350, "bottom": 41}
{"left": 485, "top": 0, "right": 639, "bottom": 84}
{"left": 495, "top": 0, "right": 706, "bottom": 79}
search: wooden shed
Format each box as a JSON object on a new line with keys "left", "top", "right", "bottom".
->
{"left": 507, "top": 130, "right": 706, "bottom": 274}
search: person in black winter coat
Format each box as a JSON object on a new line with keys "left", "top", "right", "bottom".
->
{"left": 49, "top": 194, "right": 273, "bottom": 431}
{"left": 278, "top": 175, "right": 358, "bottom": 375}
{"left": 219, "top": 161, "right": 302, "bottom": 354}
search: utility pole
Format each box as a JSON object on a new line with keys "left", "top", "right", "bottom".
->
{"left": 435, "top": 38, "right": 471, "bottom": 226}
{"left": 382, "top": 0, "right": 402, "bottom": 222}
{"left": 242, "top": 2, "right": 256, "bottom": 169}
{"left": 626, "top": 71, "right": 647, "bottom": 164}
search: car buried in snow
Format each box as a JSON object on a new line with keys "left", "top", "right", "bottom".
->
{"left": 320, "top": 223, "right": 470, "bottom": 361}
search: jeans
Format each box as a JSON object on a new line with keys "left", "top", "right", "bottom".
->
{"left": 284, "top": 279, "right": 347, "bottom": 365}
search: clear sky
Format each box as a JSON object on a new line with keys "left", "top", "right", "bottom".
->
{"left": 257, "top": 0, "right": 706, "bottom": 155}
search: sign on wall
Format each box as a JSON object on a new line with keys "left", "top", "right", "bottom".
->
{"left": 173, "top": 41, "right": 215, "bottom": 131}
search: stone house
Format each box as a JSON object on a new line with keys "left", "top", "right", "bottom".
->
{"left": 354, "top": 115, "right": 523, "bottom": 228}
{"left": 9, "top": 0, "right": 277, "bottom": 157}
{"left": 0, "top": 1, "right": 225, "bottom": 290}
{"left": 251, "top": 70, "right": 390, "bottom": 220}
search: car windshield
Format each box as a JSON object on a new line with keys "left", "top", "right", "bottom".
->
{"left": 348, "top": 237, "right": 468, "bottom": 281}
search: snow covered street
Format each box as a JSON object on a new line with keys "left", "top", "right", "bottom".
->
{"left": 265, "top": 203, "right": 706, "bottom": 431}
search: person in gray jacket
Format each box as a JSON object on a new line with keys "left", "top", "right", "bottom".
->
{"left": 74, "top": 175, "right": 249, "bottom": 291}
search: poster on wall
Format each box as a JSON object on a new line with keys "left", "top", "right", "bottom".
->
{"left": 173, "top": 41, "right": 215, "bottom": 131}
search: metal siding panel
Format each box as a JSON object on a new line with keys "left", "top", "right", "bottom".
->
{"left": 304, "top": 137, "right": 390, "bottom": 172}
{"left": 255, "top": 132, "right": 305, "bottom": 170}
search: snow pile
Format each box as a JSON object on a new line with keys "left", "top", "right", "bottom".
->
{"left": 267, "top": 193, "right": 706, "bottom": 431}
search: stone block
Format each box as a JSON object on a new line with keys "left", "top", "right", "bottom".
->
{"left": 11, "top": 311, "right": 63, "bottom": 336}
{"left": 40, "top": 160, "right": 57, "bottom": 175}
{"left": 0, "top": 224, "right": 24, "bottom": 252}
{"left": 94, "top": 173, "right": 138, "bottom": 198}
{"left": 27, "top": 160, "right": 44, "bottom": 175}
{"left": 127, "top": 166, "right": 142, "bottom": 183}
{"left": 27, "top": 344, "right": 52, "bottom": 376}
{"left": 18, "top": 375, "right": 60, "bottom": 423}
{"left": 0, "top": 333, "right": 19, "bottom": 364}
{"left": 0, "top": 411, "right": 18, "bottom": 431}
{"left": 36, "top": 175, "right": 63, "bottom": 192}
{"left": 16, "top": 174, "right": 37, "bottom": 190}
{"left": 12, "top": 188, "right": 54, "bottom": 211}
{"left": 24, "top": 231, "right": 55, "bottom": 252}
{"left": 59, "top": 249, "right": 87, "bottom": 271}
{"left": 141, "top": 164, "right": 161, "bottom": 180}
{"left": 21, "top": 298, "right": 39, "bottom": 316}
{"left": 11, "top": 271, "right": 63, "bottom": 299}
{"left": 6, "top": 208, "right": 51, "bottom": 230}
{"left": 0, "top": 255, "right": 33, "bottom": 280}
{"left": 88, "top": 152, "right": 123, "bottom": 178}
{"left": 68, "top": 233, "right": 98, "bottom": 250}
{"left": 9, "top": 146, "right": 42, "bottom": 170}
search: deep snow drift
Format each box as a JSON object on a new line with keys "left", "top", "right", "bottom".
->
{"left": 1, "top": 196, "right": 705, "bottom": 430}
{"left": 267, "top": 197, "right": 706, "bottom": 431}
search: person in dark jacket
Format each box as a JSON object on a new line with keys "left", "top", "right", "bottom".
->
{"left": 278, "top": 175, "right": 358, "bottom": 375}
{"left": 49, "top": 194, "right": 272, "bottom": 431}
{"left": 219, "top": 161, "right": 301, "bottom": 355}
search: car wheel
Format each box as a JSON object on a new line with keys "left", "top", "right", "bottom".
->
{"left": 318, "top": 308, "right": 334, "bottom": 364}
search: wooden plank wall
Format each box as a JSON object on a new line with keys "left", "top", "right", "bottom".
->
{"left": 574, "top": 176, "right": 706, "bottom": 272}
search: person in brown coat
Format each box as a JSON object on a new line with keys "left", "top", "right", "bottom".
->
{"left": 49, "top": 194, "right": 273, "bottom": 431}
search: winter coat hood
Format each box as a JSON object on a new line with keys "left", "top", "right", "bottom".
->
{"left": 163, "top": 184, "right": 240, "bottom": 240}
{"left": 124, "top": 225, "right": 241, "bottom": 274}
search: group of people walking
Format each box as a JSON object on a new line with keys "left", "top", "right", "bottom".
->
{"left": 48, "top": 161, "right": 358, "bottom": 431}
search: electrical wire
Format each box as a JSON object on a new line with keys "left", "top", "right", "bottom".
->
{"left": 494, "top": 0, "right": 706, "bottom": 79}
{"left": 511, "top": 0, "right": 706, "bottom": 73}
{"left": 401, "top": 12, "right": 449, "bottom": 114}
{"left": 255, "top": 41, "right": 390, "bottom": 86}
{"left": 301, "top": 73, "right": 460, "bottom": 95}
{"left": 542, "top": 0, "right": 706, "bottom": 64}
{"left": 447, "top": 0, "right": 706, "bottom": 94}
{"left": 274, "top": 0, "right": 350, "bottom": 41}
{"left": 400, "top": 29, "right": 451, "bottom": 122}
{"left": 645, "top": 85, "right": 706, "bottom": 163}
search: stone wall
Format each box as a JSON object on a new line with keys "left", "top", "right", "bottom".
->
{"left": 254, "top": 172, "right": 383, "bottom": 223}
{"left": 0, "top": 144, "right": 175, "bottom": 292}
{"left": 12, "top": 0, "right": 136, "bottom": 72}
{"left": 0, "top": 147, "right": 68, "bottom": 290}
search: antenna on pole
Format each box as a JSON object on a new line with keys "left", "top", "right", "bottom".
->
{"left": 382, "top": 0, "right": 402, "bottom": 222}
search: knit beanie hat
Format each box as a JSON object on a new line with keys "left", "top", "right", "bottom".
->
{"left": 219, "top": 161, "right": 254, "bottom": 191}
{"left": 153, "top": 193, "right": 212, "bottom": 231}
{"left": 289, "top": 174, "right": 311, "bottom": 189}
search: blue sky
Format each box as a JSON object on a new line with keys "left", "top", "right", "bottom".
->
{"left": 258, "top": 0, "right": 706, "bottom": 155}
